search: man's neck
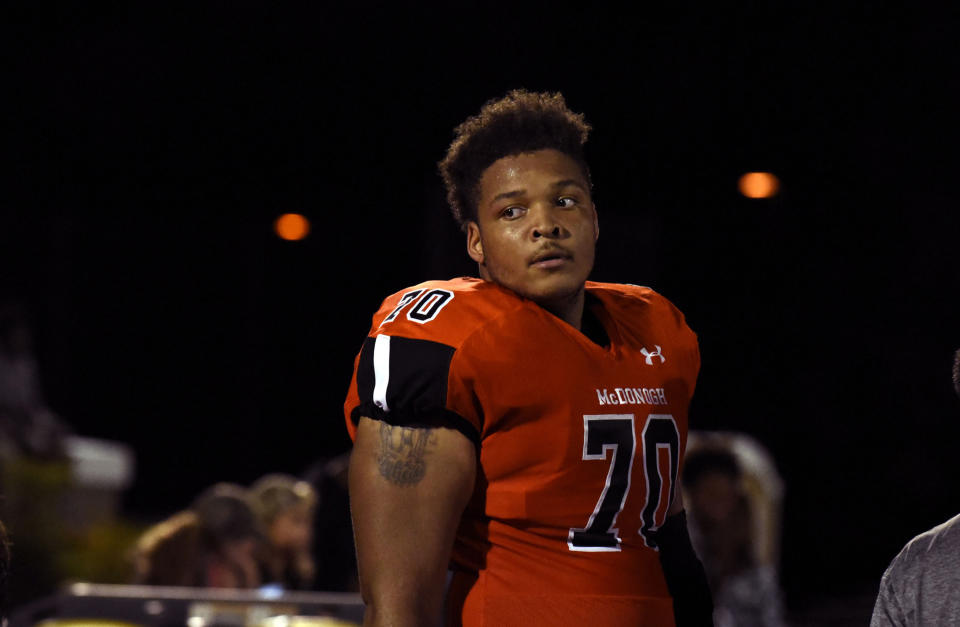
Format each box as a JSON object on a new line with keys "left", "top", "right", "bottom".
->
{"left": 476, "top": 264, "right": 587, "bottom": 329}
{"left": 538, "top": 288, "right": 586, "bottom": 330}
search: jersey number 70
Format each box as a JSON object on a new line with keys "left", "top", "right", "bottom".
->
{"left": 567, "top": 413, "right": 680, "bottom": 552}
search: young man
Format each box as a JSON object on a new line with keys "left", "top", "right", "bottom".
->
{"left": 345, "top": 90, "right": 712, "bottom": 626}
{"left": 870, "top": 349, "right": 960, "bottom": 626}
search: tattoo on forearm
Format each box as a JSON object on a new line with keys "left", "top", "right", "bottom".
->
{"left": 376, "top": 423, "right": 437, "bottom": 486}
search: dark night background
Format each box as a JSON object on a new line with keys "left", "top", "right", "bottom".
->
{"left": 3, "top": 3, "right": 959, "bottom": 616}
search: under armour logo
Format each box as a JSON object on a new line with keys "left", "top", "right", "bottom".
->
{"left": 640, "top": 345, "right": 665, "bottom": 365}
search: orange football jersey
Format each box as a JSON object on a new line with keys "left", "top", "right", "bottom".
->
{"left": 344, "top": 277, "right": 700, "bottom": 626}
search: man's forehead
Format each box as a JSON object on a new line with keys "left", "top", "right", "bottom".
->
{"left": 480, "top": 150, "right": 588, "bottom": 191}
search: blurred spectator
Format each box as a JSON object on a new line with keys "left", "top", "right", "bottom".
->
{"left": 132, "top": 482, "right": 262, "bottom": 588}
{"left": 0, "top": 302, "right": 70, "bottom": 459}
{"left": 303, "top": 453, "right": 358, "bottom": 592}
{"left": 250, "top": 473, "right": 317, "bottom": 591}
{"left": 683, "top": 443, "right": 786, "bottom": 627}
{"left": 870, "top": 348, "right": 960, "bottom": 626}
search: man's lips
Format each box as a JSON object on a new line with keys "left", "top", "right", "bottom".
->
{"left": 529, "top": 248, "right": 573, "bottom": 269}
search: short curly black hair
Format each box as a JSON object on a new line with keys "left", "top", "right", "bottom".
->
{"left": 438, "top": 89, "right": 592, "bottom": 231}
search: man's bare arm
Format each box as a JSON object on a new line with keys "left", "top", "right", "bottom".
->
{"left": 349, "top": 416, "right": 476, "bottom": 627}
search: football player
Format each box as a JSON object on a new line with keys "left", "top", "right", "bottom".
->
{"left": 345, "top": 90, "right": 712, "bottom": 626}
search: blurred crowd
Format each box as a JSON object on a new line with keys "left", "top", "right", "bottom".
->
{"left": 0, "top": 299, "right": 360, "bottom": 618}
{"left": 130, "top": 451, "right": 357, "bottom": 596}
{"left": 130, "top": 469, "right": 355, "bottom": 593}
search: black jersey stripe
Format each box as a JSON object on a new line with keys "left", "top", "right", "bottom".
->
{"left": 352, "top": 335, "right": 479, "bottom": 445}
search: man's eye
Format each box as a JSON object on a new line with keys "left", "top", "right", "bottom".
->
{"left": 502, "top": 206, "right": 524, "bottom": 219}
{"left": 557, "top": 197, "right": 577, "bottom": 208}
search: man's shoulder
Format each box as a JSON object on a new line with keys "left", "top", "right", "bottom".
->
{"left": 919, "top": 511, "right": 960, "bottom": 540}
{"left": 586, "top": 281, "right": 656, "bottom": 298}
{"left": 369, "top": 278, "right": 523, "bottom": 347}
{"left": 587, "top": 281, "right": 676, "bottom": 307}
{"left": 875, "top": 513, "right": 960, "bottom": 624}
{"left": 587, "top": 281, "right": 693, "bottom": 330}
{"left": 899, "top": 512, "right": 960, "bottom": 561}
{"left": 886, "top": 512, "right": 960, "bottom": 578}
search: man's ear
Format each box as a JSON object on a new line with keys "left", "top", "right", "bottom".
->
{"left": 466, "top": 221, "right": 484, "bottom": 264}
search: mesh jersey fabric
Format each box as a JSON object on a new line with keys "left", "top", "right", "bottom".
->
{"left": 344, "top": 277, "right": 700, "bottom": 626}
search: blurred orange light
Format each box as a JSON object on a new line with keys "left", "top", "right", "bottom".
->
{"left": 738, "top": 172, "right": 780, "bottom": 199}
{"left": 275, "top": 213, "right": 310, "bottom": 241}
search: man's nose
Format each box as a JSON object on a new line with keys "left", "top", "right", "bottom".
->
{"left": 532, "top": 224, "right": 562, "bottom": 239}
{"left": 530, "top": 205, "right": 564, "bottom": 239}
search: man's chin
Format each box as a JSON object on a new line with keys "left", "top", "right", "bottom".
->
{"left": 487, "top": 268, "right": 589, "bottom": 308}
{"left": 525, "top": 283, "right": 584, "bottom": 309}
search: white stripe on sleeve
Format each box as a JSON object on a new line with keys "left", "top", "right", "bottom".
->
{"left": 372, "top": 334, "right": 391, "bottom": 412}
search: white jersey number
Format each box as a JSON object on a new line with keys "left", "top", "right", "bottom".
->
{"left": 568, "top": 413, "right": 680, "bottom": 552}
{"left": 379, "top": 288, "right": 454, "bottom": 327}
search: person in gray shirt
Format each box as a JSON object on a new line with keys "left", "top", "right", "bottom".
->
{"left": 870, "top": 349, "right": 960, "bottom": 626}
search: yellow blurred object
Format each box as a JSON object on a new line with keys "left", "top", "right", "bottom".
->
{"left": 274, "top": 213, "right": 311, "bottom": 241}
{"left": 738, "top": 172, "right": 780, "bottom": 199}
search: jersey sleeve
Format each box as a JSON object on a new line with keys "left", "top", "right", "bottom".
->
{"left": 343, "top": 280, "right": 496, "bottom": 445}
